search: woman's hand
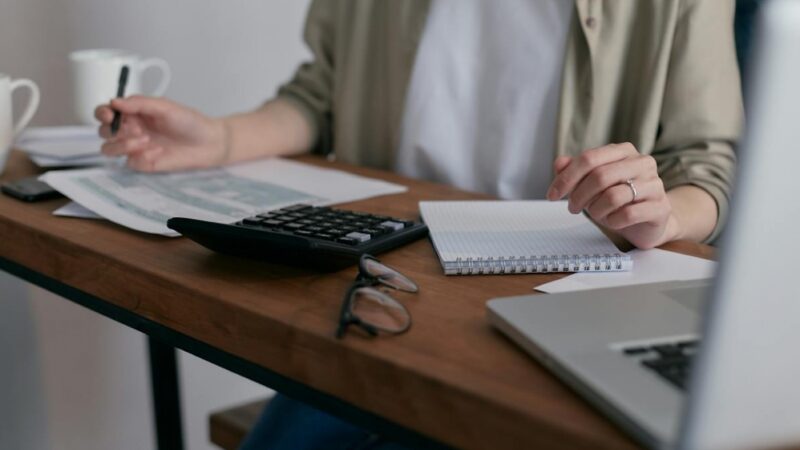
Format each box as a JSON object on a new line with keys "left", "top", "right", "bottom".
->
{"left": 546, "top": 143, "right": 679, "bottom": 249}
{"left": 95, "top": 95, "right": 227, "bottom": 172}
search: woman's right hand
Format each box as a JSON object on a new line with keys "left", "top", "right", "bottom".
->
{"left": 95, "top": 95, "right": 228, "bottom": 172}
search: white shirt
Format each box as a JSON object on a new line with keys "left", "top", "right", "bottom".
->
{"left": 395, "top": 0, "right": 574, "bottom": 199}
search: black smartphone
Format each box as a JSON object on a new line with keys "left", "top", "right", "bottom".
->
{"left": 1, "top": 177, "right": 63, "bottom": 202}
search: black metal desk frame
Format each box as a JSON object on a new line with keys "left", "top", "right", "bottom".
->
{"left": 0, "top": 256, "right": 449, "bottom": 450}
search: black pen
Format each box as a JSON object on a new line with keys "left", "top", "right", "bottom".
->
{"left": 110, "top": 65, "right": 130, "bottom": 136}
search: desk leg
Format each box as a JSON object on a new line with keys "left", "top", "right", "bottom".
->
{"left": 148, "top": 337, "right": 185, "bottom": 450}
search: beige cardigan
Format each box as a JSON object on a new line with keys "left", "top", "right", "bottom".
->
{"left": 277, "top": 0, "right": 743, "bottom": 242}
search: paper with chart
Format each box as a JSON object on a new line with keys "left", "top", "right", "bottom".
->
{"left": 53, "top": 201, "right": 103, "bottom": 220}
{"left": 41, "top": 158, "right": 407, "bottom": 236}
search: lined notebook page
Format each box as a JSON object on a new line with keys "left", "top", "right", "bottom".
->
{"left": 420, "top": 201, "right": 629, "bottom": 274}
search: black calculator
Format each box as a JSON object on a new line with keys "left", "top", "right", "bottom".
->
{"left": 167, "top": 204, "right": 428, "bottom": 270}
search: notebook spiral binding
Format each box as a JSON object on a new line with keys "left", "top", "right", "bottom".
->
{"left": 445, "top": 254, "right": 628, "bottom": 275}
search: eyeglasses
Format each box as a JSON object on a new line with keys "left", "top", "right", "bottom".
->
{"left": 336, "top": 254, "right": 418, "bottom": 339}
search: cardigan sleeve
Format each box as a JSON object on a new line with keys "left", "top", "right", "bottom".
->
{"left": 654, "top": 0, "right": 744, "bottom": 243}
{"left": 276, "top": 0, "right": 338, "bottom": 156}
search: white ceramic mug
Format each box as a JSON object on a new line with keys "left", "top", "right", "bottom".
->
{"left": 69, "top": 49, "right": 171, "bottom": 125}
{"left": 0, "top": 74, "right": 40, "bottom": 173}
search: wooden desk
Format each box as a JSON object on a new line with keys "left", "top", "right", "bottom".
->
{"left": 0, "top": 150, "right": 713, "bottom": 450}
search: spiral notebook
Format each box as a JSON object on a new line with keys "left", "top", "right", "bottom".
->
{"left": 419, "top": 201, "right": 632, "bottom": 275}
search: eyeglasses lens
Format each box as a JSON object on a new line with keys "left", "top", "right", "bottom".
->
{"left": 351, "top": 287, "right": 410, "bottom": 333}
{"left": 362, "top": 258, "right": 418, "bottom": 292}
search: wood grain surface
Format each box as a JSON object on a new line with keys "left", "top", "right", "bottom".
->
{"left": 0, "top": 150, "right": 714, "bottom": 450}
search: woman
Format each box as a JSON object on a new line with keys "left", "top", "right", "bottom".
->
{"left": 96, "top": 1, "right": 742, "bottom": 448}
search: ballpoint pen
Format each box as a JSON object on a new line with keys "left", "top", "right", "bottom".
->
{"left": 110, "top": 65, "right": 129, "bottom": 136}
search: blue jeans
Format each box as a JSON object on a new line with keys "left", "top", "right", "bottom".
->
{"left": 239, "top": 394, "right": 409, "bottom": 450}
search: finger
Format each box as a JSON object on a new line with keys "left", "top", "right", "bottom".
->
{"left": 110, "top": 95, "right": 173, "bottom": 118}
{"left": 605, "top": 201, "right": 669, "bottom": 231}
{"left": 95, "top": 105, "right": 115, "bottom": 124}
{"left": 101, "top": 135, "right": 151, "bottom": 156}
{"left": 98, "top": 124, "right": 112, "bottom": 139}
{"left": 99, "top": 116, "right": 143, "bottom": 140}
{"left": 547, "top": 143, "right": 639, "bottom": 201}
{"left": 119, "top": 116, "right": 144, "bottom": 137}
{"left": 127, "top": 147, "right": 165, "bottom": 172}
{"left": 553, "top": 156, "right": 572, "bottom": 174}
{"left": 585, "top": 178, "right": 666, "bottom": 222}
{"left": 567, "top": 155, "right": 657, "bottom": 213}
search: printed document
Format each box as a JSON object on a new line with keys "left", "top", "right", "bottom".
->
{"left": 41, "top": 158, "right": 407, "bottom": 236}
{"left": 53, "top": 201, "right": 103, "bottom": 220}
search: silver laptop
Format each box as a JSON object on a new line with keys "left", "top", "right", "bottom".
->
{"left": 487, "top": 1, "right": 800, "bottom": 449}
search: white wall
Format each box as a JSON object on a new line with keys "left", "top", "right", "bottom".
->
{"left": 0, "top": 1, "right": 312, "bottom": 449}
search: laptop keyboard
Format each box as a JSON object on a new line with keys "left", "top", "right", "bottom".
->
{"left": 622, "top": 339, "right": 699, "bottom": 390}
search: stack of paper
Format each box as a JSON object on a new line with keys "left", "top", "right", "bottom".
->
{"left": 16, "top": 126, "right": 117, "bottom": 167}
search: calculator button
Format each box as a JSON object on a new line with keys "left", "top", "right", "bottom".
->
{"left": 242, "top": 218, "right": 262, "bottom": 226}
{"left": 337, "top": 237, "right": 360, "bottom": 246}
{"left": 284, "top": 223, "right": 305, "bottom": 230}
{"left": 363, "top": 227, "right": 387, "bottom": 236}
{"left": 380, "top": 220, "right": 405, "bottom": 231}
{"left": 327, "top": 228, "right": 346, "bottom": 236}
{"left": 345, "top": 232, "right": 371, "bottom": 243}
{"left": 261, "top": 219, "right": 283, "bottom": 227}
{"left": 315, "top": 233, "right": 336, "bottom": 241}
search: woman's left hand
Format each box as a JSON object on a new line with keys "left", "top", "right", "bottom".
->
{"left": 546, "top": 142, "right": 677, "bottom": 249}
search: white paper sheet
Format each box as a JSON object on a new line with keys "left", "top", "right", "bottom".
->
{"left": 30, "top": 154, "right": 121, "bottom": 168}
{"left": 16, "top": 126, "right": 103, "bottom": 159}
{"left": 40, "top": 158, "right": 407, "bottom": 236}
{"left": 535, "top": 248, "right": 716, "bottom": 293}
{"left": 53, "top": 201, "right": 104, "bottom": 220}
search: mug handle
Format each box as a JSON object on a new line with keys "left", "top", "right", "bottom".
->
{"left": 137, "top": 58, "right": 172, "bottom": 97}
{"left": 10, "top": 79, "right": 40, "bottom": 136}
